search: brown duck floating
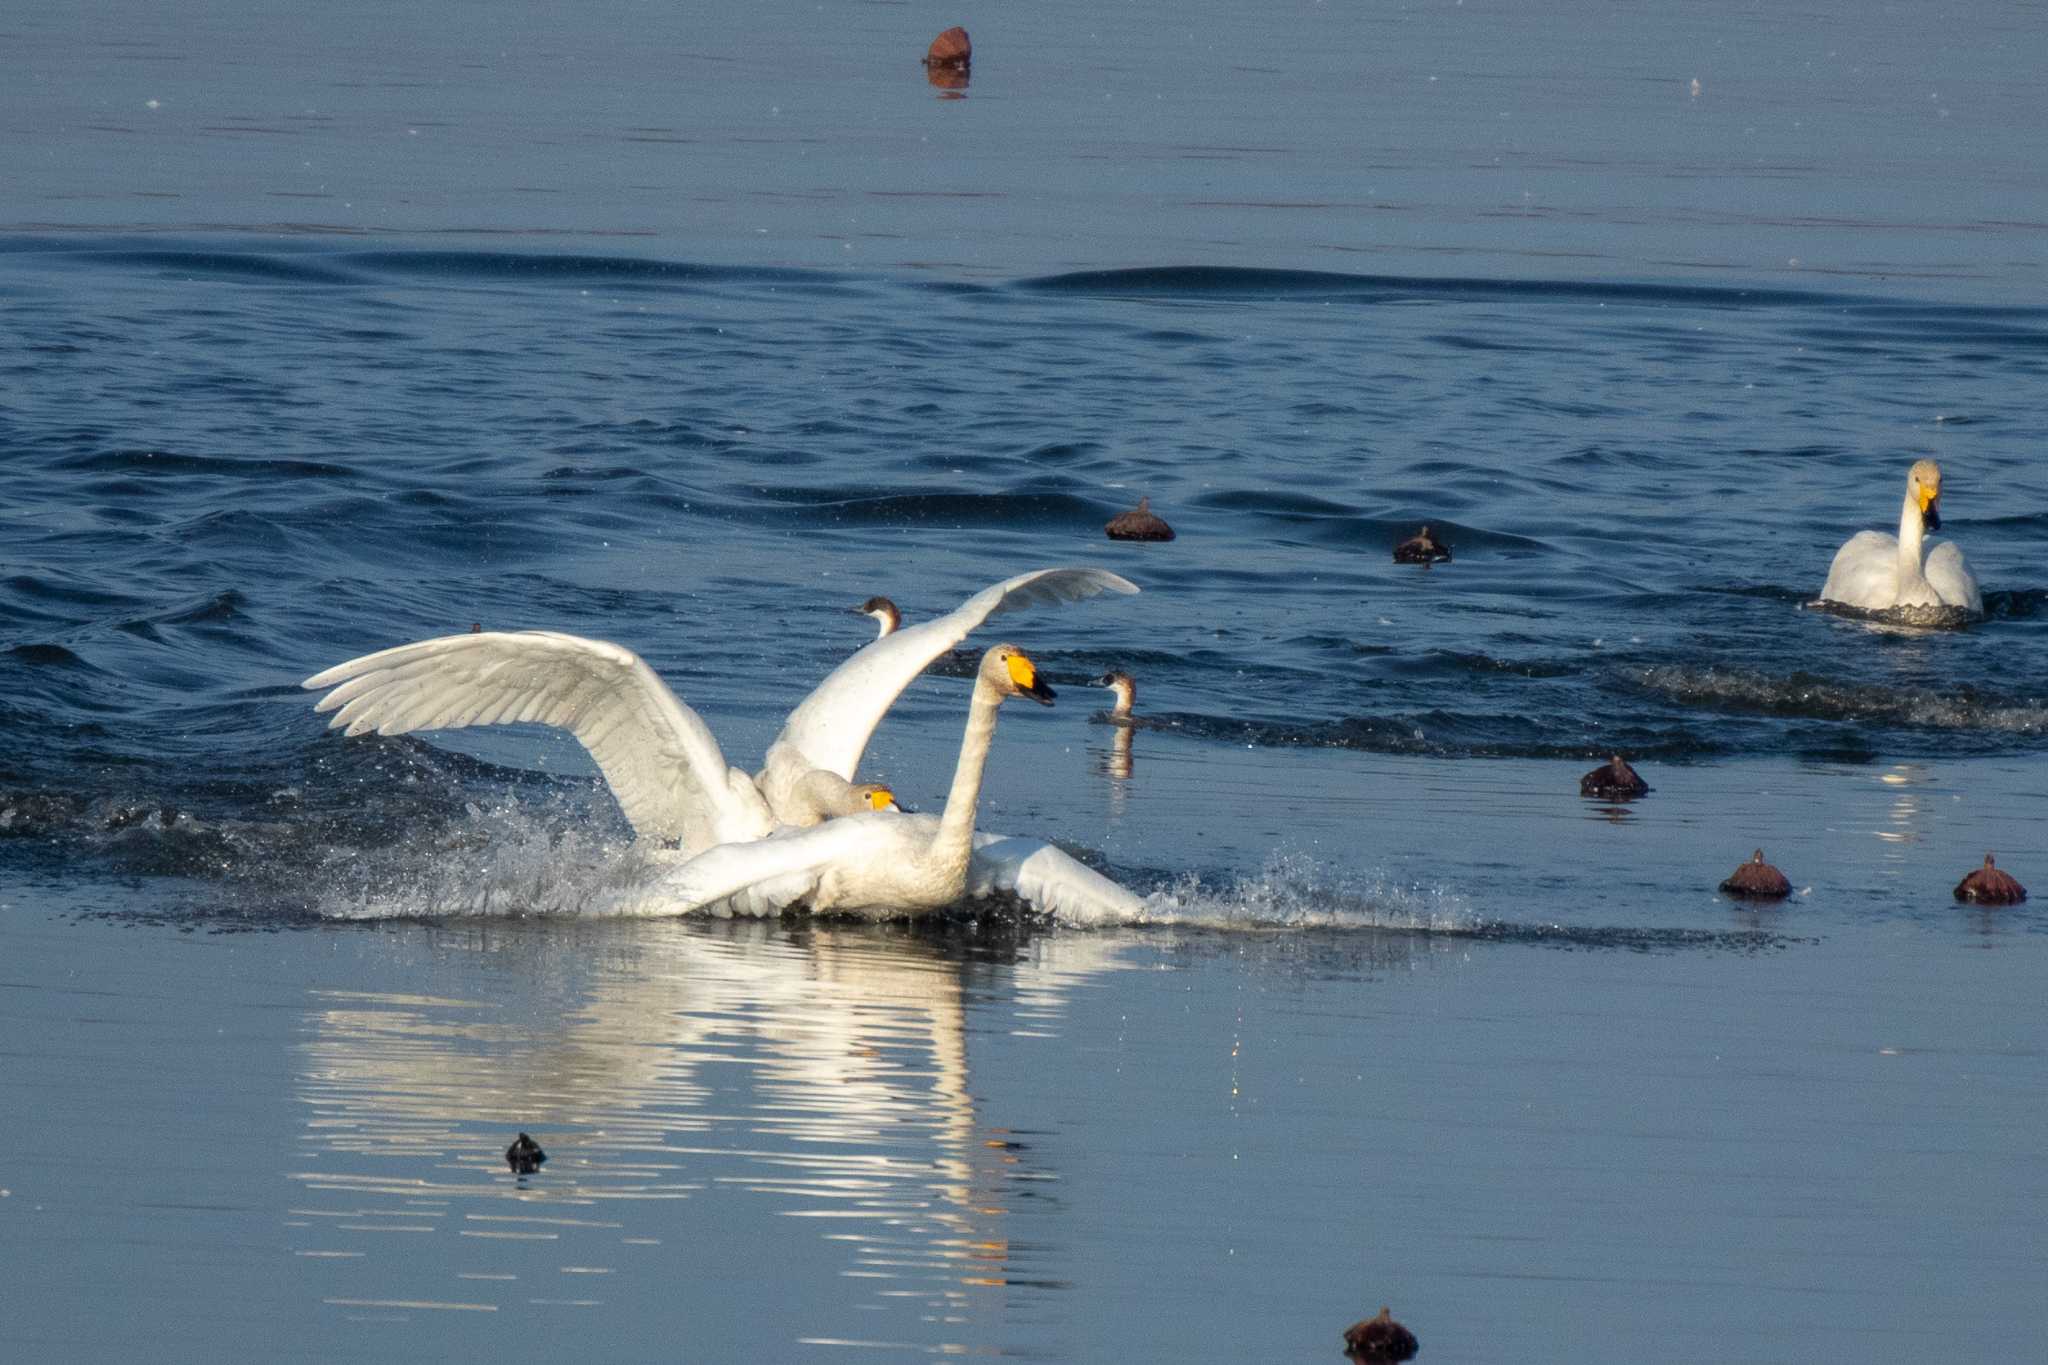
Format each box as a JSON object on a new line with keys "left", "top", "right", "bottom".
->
{"left": 1105, "top": 496, "right": 1176, "bottom": 542}
{"left": 1720, "top": 849, "right": 1791, "bottom": 899}
{"left": 1579, "top": 754, "right": 1651, "bottom": 799}
{"left": 922, "top": 27, "right": 971, "bottom": 85}
{"left": 1343, "top": 1307, "right": 1418, "bottom": 1362}
{"left": 1393, "top": 525, "right": 1452, "bottom": 565}
{"left": 1954, "top": 853, "right": 2026, "bottom": 905}
{"left": 505, "top": 1132, "right": 547, "bottom": 1174}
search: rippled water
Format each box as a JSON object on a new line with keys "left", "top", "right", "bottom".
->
{"left": 5, "top": 3, "right": 2046, "bottom": 1361}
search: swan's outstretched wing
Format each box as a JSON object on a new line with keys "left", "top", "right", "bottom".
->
{"left": 1818, "top": 530, "right": 1898, "bottom": 609}
{"left": 1924, "top": 539, "right": 1984, "bottom": 614}
{"left": 969, "top": 833, "right": 1147, "bottom": 922}
{"left": 303, "top": 630, "right": 772, "bottom": 849}
{"left": 772, "top": 568, "right": 1140, "bottom": 783}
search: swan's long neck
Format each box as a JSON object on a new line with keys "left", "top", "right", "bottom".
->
{"left": 931, "top": 675, "right": 1003, "bottom": 880}
{"left": 1896, "top": 490, "right": 1930, "bottom": 592}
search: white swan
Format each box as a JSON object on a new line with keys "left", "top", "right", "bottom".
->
{"left": 649, "top": 644, "right": 1146, "bottom": 920}
{"left": 302, "top": 567, "right": 1138, "bottom": 853}
{"left": 1818, "top": 458, "right": 1983, "bottom": 618}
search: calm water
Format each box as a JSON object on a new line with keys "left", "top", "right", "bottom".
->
{"left": 4, "top": 3, "right": 2046, "bottom": 1361}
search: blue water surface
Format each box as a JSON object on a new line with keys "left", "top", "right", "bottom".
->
{"left": 3, "top": 3, "right": 2046, "bottom": 1362}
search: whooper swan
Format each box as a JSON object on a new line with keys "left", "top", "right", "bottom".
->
{"left": 650, "top": 644, "right": 1145, "bottom": 920}
{"left": 302, "top": 567, "right": 1137, "bottom": 854}
{"left": 1817, "top": 459, "right": 1982, "bottom": 619}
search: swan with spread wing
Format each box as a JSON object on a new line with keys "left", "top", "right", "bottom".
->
{"left": 646, "top": 644, "right": 1145, "bottom": 920}
{"left": 302, "top": 567, "right": 1139, "bottom": 858}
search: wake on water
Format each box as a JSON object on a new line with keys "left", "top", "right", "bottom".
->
{"left": 24, "top": 776, "right": 1788, "bottom": 952}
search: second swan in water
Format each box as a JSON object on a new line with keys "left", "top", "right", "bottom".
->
{"left": 1817, "top": 458, "right": 1982, "bottom": 620}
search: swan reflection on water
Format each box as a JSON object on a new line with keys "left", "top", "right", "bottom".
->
{"left": 287, "top": 920, "right": 1134, "bottom": 1330}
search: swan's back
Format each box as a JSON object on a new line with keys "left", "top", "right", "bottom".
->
{"left": 1924, "top": 539, "right": 1983, "bottom": 614}
{"left": 1820, "top": 530, "right": 1901, "bottom": 610}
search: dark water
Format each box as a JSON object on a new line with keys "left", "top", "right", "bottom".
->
{"left": 5, "top": 3, "right": 2047, "bottom": 1361}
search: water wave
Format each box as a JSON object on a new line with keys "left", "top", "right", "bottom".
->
{"left": 1636, "top": 664, "right": 2048, "bottom": 735}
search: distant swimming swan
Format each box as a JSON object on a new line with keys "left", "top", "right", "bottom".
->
{"left": 1818, "top": 459, "right": 1982, "bottom": 618}
{"left": 303, "top": 567, "right": 1138, "bottom": 854}
{"left": 650, "top": 644, "right": 1145, "bottom": 920}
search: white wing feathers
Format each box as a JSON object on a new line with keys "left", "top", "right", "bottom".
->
{"left": 1924, "top": 540, "right": 1983, "bottom": 614}
{"left": 1818, "top": 530, "right": 1899, "bottom": 610}
{"left": 303, "top": 630, "right": 772, "bottom": 850}
{"left": 967, "top": 834, "right": 1147, "bottom": 922}
{"left": 652, "top": 816, "right": 1147, "bottom": 921}
{"left": 770, "top": 567, "right": 1140, "bottom": 785}
{"left": 653, "top": 815, "right": 880, "bottom": 915}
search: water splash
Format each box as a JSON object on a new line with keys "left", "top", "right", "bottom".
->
{"left": 1093, "top": 850, "right": 1476, "bottom": 932}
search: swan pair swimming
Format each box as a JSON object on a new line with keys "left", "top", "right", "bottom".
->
{"left": 1817, "top": 458, "right": 1982, "bottom": 620}
{"left": 304, "top": 567, "right": 1146, "bottom": 919}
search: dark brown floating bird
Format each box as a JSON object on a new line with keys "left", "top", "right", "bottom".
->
{"left": 1579, "top": 754, "right": 1651, "bottom": 799}
{"left": 1105, "top": 496, "right": 1176, "bottom": 542}
{"left": 1343, "top": 1307, "right": 1419, "bottom": 1362}
{"left": 1954, "top": 853, "right": 2027, "bottom": 905}
{"left": 1720, "top": 849, "right": 1792, "bottom": 899}
{"left": 1393, "top": 525, "right": 1452, "bottom": 565}
{"left": 506, "top": 1132, "right": 547, "bottom": 1174}
{"left": 923, "top": 26, "right": 971, "bottom": 71}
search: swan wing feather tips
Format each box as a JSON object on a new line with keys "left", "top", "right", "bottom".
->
{"left": 968, "top": 834, "right": 1146, "bottom": 922}
{"left": 303, "top": 630, "right": 771, "bottom": 849}
{"left": 771, "top": 567, "right": 1138, "bottom": 784}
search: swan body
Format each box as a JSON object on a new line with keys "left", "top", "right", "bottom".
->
{"left": 303, "top": 567, "right": 1137, "bottom": 854}
{"left": 663, "top": 822, "right": 1145, "bottom": 922}
{"left": 654, "top": 645, "right": 1144, "bottom": 920}
{"left": 1818, "top": 459, "right": 1982, "bottom": 618}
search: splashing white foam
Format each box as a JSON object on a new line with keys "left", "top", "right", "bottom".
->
{"left": 1070, "top": 850, "right": 1475, "bottom": 932}
{"left": 310, "top": 805, "right": 1469, "bottom": 934}
{"left": 310, "top": 799, "right": 648, "bottom": 920}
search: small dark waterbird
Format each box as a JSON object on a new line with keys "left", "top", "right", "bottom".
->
{"left": 1579, "top": 754, "right": 1651, "bottom": 800}
{"left": 1393, "top": 525, "right": 1452, "bottom": 565}
{"left": 1954, "top": 853, "right": 2026, "bottom": 905}
{"left": 1719, "top": 849, "right": 1792, "bottom": 899}
{"left": 506, "top": 1132, "right": 547, "bottom": 1174}
{"left": 1343, "top": 1306, "right": 1418, "bottom": 1362}
{"left": 1105, "top": 497, "right": 1175, "bottom": 542}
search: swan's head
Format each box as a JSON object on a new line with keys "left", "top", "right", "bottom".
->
{"left": 852, "top": 596, "right": 901, "bottom": 638}
{"left": 985, "top": 644, "right": 1056, "bottom": 706}
{"left": 1908, "top": 459, "right": 1943, "bottom": 532}
{"left": 851, "top": 782, "right": 901, "bottom": 813}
